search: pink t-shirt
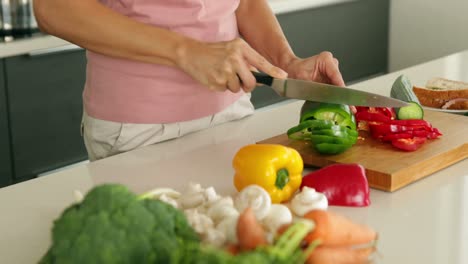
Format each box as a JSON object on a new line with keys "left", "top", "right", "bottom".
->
{"left": 83, "top": 0, "right": 244, "bottom": 124}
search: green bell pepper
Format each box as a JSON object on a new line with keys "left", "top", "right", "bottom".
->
{"left": 314, "top": 143, "right": 353, "bottom": 155}
{"left": 309, "top": 135, "right": 357, "bottom": 145}
{"left": 300, "top": 101, "right": 356, "bottom": 130}
{"left": 288, "top": 101, "right": 359, "bottom": 155}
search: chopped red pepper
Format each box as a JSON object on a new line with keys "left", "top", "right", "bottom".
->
{"left": 389, "top": 119, "right": 432, "bottom": 127}
{"left": 300, "top": 163, "right": 370, "bottom": 207}
{"left": 369, "top": 123, "right": 430, "bottom": 136}
{"left": 355, "top": 107, "right": 442, "bottom": 152}
{"left": 355, "top": 111, "right": 391, "bottom": 123}
{"left": 369, "top": 123, "right": 441, "bottom": 139}
{"left": 381, "top": 132, "right": 413, "bottom": 141}
{"left": 411, "top": 130, "right": 429, "bottom": 138}
{"left": 430, "top": 128, "right": 443, "bottom": 138}
{"left": 356, "top": 107, "right": 396, "bottom": 119}
{"left": 391, "top": 137, "right": 427, "bottom": 151}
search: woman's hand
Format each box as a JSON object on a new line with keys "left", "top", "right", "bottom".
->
{"left": 285, "top": 51, "right": 345, "bottom": 87}
{"left": 287, "top": 52, "right": 357, "bottom": 112}
{"left": 176, "top": 38, "right": 287, "bottom": 93}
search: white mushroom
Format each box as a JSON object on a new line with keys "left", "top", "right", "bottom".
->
{"left": 290, "top": 187, "right": 328, "bottom": 217}
{"left": 234, "top": 185, "right": 271, "bottom": 220}
{"left": 262, "top": 204, "right": 293, "bottom": 234}
{"left": 216, "top": 215, "right": 239, "bottom": 244}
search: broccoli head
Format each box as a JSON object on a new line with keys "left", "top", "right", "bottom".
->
{"left": 40, "top": 184, "right": 198, "bottom": 264}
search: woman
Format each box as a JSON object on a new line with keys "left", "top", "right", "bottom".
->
{"left": 33, "top": 0, "right": 345, "bottom": 161}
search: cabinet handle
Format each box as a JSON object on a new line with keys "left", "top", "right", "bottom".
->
{"left": 28, "top": 44, "right": 83, "bottom": 57}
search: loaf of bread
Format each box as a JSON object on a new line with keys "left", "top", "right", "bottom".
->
{"left": 412, "top": 77, "right": 468, "bottom": 110}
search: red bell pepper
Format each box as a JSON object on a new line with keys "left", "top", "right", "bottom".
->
{"left": 355, "top": 106, "right": 442, "bottom": 152}
{"left": 300, "top": 163, "right": 370, "bottom": 207}
{"left": 369, "top": 123, "right": 430, "bottom": 137}
{"left": 429, "top": 128, "right": 443, "bottom": 139}
{"left": 356, "top": 107, "right": 396, "bottom": 119}
{"left": 369, "top": 123, "right": 442, "bottom": 139}
{"left": 381, "top": 132, "right": 413, "bottom": 142}
{"left": 355, "top": 111, "right": 392, "bottom": 123}
{"left": 389, "top": 119, "right": 433, "bottom": 127}
{"left": 391, "top": 137, "right": 427, "bottom": 151}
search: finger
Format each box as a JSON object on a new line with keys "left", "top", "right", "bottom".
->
{"left": 236, "top": 62, "right": 257, "bottom": 92}
{"left": 209, "top": 75, "right": 228, "bottom": 92}
{"left": 244, "top": 46, "right": 287, "bottom": 79}
{"left": 327, "top": 64, "right": 345, "bottom": 87}
{"left": 321, "top": 52, "right": 345, "bottom": 87}
{"left": 227, "top": 74, "right": 242, "bottom": 93}
{"left": 207, "top": 85, "right": 227, "bottom": 92}
{"left": 248, "top": 65, "right": 258, "bottom": 72}
{"left": 333, "top": 58, "right": 339, "bottom": 67}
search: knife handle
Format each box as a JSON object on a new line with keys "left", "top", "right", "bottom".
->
{"left": 252, "top": 71, "right": 273, "bottom": 86}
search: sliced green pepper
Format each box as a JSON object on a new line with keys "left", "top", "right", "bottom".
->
{"left": 314, "top": 143, "right": 353, "bottom": 155}
{"left": 309, "top": 135, "right": 356, "bottom": 145}
{"left": 287, "top": 121, "right": 357, "bottom": 140}
{"left": 312, "top": 129, "right": 353, "bottom": 138}
{"left": 300, "top": 102, "right": 356, "bottom": 130}
{"left": 287, "top": 120, "right": 335, "bottom": 140}
{"left": 312, "top": 129, "right": 357, "bottom": 138}
{"left": 288, "top": 101, "right": 359, "bottom": 155}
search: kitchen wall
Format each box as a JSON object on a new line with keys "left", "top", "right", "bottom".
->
{"left": 389, "top": 0, "right": 468, "bottom": 71}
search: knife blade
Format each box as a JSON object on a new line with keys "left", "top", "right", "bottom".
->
{"left": 253, "top": 72, "right": 409, "bottom": 107}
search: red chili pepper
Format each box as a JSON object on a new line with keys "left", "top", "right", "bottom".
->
{"left": 300, "top": 163, "right": 370, "bottom": 207}
{"left": 391, "top": 137, "right": 427, "bottom": 152}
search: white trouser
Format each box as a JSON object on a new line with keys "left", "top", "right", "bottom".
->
{"left": 81, "top": 93, "right": 255, "bottom": 161}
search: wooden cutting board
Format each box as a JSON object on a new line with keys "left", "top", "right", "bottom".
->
{"left": 258, "top": 110, "right": 468, "bottom": 192}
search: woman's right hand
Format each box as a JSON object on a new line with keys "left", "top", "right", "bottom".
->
{"left": 175, "top": 38, "right": 287, "bottom": 93}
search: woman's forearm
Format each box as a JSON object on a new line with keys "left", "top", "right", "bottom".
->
{"left": 34, "top": 0, "right": 192, "bottom": 67}
{"left": 236, "top": 0, "right": 297, "bottom": 70}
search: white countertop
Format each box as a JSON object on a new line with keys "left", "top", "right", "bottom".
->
{"left": 0, "top": 0, "right": 355, "bottom": 58}
{"left": 1, "top": 51, "right": 468, "bottom": 263}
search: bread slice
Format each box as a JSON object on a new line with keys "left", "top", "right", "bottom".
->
{"left": 412, "top": 77, "right": 468, "bottom": 110}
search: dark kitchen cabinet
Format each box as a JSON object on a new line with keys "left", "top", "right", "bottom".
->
{"left": 5, "top": 48, "right": 88, "bottom": 182}
{"left": 0, "top": 60, "right": 13, "bottom": 187}
{"left": 251, "top": 0, "right": 390, "bottom": 108}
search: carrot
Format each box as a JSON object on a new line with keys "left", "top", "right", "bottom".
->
{"left": 304, "top": 210, "right": 377, "bottom": 246}
{"left": 237, "top": 207, "right": 268, "bottom": 250}
{"left": 307, "top": 245, "right": 376, "bottom": 264}
{"left": 224, "top": 244, "right": 240, "bottom": 255}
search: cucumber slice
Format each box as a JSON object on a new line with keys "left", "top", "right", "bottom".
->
{"left": 397, "top": 101, "right": 424, "bottom": 120}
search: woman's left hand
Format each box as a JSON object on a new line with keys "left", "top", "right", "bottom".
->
{"left": 285, "top": 51, "right": 345, "bottom": 87}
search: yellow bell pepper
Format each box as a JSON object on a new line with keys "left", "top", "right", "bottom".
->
{"left": 233, "top": 144, "right": 303, "bottom": 203}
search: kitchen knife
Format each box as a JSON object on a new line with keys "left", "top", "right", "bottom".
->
{"left": 253, "top": 72, "right": 409, "bottom": 107}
